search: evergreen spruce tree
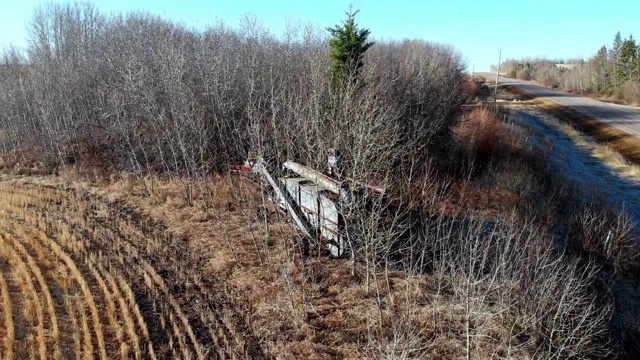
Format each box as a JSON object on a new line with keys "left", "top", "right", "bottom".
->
{"left": 326, "top": 8, "right": 373, "bottom": 91}
{"left": 610, "top": 31, "right": 623, "bottom": 91}
{"left": 523, "top": 62, "right": 532, "bottom": 80}
{"left": 593, "top": 45, "right": 608, "bottom": 93}
{"left": 618, "top": 35, "right": 637, "bottom": 84}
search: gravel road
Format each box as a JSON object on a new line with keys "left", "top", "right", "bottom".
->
{"left": 477, "top": 72, "right": 640, "bottom": 138}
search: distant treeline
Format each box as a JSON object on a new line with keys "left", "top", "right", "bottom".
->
{"left": 499, "top": 31, "right": 640, "bottom": 103}
{"left": 0, "top": 1, "right": 465, "bottom": 185}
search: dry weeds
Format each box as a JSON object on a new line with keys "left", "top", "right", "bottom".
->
{"left": 0, "top": 138, "right": 626, "bottom": 360}
{"left": 0, "top": 268, "right": 14, "bottom": 359}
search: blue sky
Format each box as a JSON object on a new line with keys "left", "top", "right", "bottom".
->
{"left": 1, "top": 0, "right": 639, "bottom": 71}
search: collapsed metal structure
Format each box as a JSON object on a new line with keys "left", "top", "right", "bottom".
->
{"left": 230, "top": 156, "right": 384, "bottom": 257}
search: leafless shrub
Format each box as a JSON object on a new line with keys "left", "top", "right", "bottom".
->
{"left": 533, "top": 64, "right": 563, "bottom": 89}
{"left": 567, "top": 202, "right": 640, "bottom": 277}
{"left": 454, "top": 106, "right": 510, "bottom": 169}
{"left": 0, "top": 3, "right": 466, "bottom": 198}
{"left": 463, "top": 78, "right": 483, "bottom": 102}
{"left": 411, "top": 214, "right": 614, "bottom": 359}
{"left": 621, "top": 80, "right": 640, "bottom": 105}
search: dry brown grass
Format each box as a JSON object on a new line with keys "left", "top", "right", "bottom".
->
{"left": 0, "top": 181, "right": 156, "bottom": 359}
{"left": 63, "top": 294, "right": 83, "bottom": 360}
{"left": 40, "top": 229, "right": 108, "bottom": 360}
{"left": 4, "top": 230, "right": 61, "bottom": 356}
{"left": 0, "top": 268, "right": 14, "bottom": 360}
{"left": 89, "top": 263, "right": 128, "bottom": 358}
{"left": 0, "top": 155, "right": 620, "bottom": 359}
{"left": 100, "top": 266, "right": 142, "bottom": 360}
{"left": 78, "top": 172, "right": 591, "bottom": 358}
{"left": 0, "top": 234, "right": 46, "bottom": 359}
{"left": 60, "top": 173, "right": 447, "bottom": 358}
{"left": 455, "top": 105, "right": 510, "bottom": 159}
{"left": 116, "top": 274, "right": 156, "bottom": 359}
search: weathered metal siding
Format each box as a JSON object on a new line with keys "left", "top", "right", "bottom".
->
{"left": 281, "top": 178, "right": 344, "bottom": 257}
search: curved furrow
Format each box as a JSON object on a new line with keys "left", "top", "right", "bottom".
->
{"left": 1, "top": 230, "right": 62, "bottom": 358}
{"left": 27, "top": 185, "right": 198, "bottom": 358}
{"left": 88, "top": 261, "right": 130, "bottom": 358}
{"left": 100, "top": 264, "right": 145, "bottom": 360}
{"left": 0, "top": 180, "right": 264, "bottom": 359}
{"left": 38, "top": 232, "right": 108, "bottom": 360}
{"left": 0, "top": 263, "right": 15, "bottom": 359}
{"left": 82, "top": 196, "right": 240, "bottom": 357}
{"left": 0, "top": 235, "right": 46, "bottom": 359}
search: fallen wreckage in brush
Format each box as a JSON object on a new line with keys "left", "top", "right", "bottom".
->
{"left": 229, "top": 154, "right": 385, "bottom": 257}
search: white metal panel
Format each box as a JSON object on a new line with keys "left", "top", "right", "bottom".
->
{"left": 318, "top": 194, "right": 343, "bottom": 257}
{"left": 280, "top": 177, "right": 345, "bottom": 257}
{"left": 299, "top": 183, "right": 319, "bottom": 228}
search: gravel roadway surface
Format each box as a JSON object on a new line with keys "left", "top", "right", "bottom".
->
{"left": 477, "top": 72, "right": 640, "bottom": 138}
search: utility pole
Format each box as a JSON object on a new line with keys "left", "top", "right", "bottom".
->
{"left": 494, "top": 51, "right": 501, "bottom": 104}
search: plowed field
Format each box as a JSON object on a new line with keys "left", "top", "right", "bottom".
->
{"left": 0, "top": 179, "right": 260, "bottom": 359}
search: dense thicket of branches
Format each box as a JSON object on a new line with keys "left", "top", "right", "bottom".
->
{"left": 499, "top": 31, "right": 640, "bottom": 103}
{"left": 0, "top": 2, "right": 464, "bottom": 187}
